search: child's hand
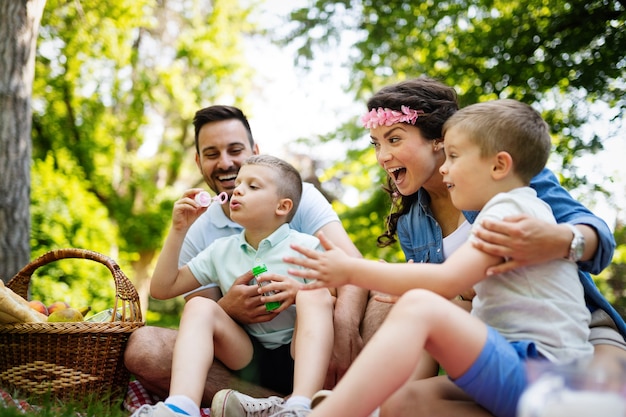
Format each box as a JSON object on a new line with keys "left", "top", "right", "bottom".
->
{"left": 256, "top": 272, "right": 303, "bottom": 313}
{"left": 284, "top": 232, "right": 351, "bottom": 290}
{"left": 171, "top": 188, "right": 211, "bottom": 231}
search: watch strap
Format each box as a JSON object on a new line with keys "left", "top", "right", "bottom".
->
{"left": 564, "top": 223, "right": 585, "bottom": 262}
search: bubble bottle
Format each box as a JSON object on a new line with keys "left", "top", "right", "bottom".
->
{"left": 252, "top": 264, "right": 281, "bottom": 311}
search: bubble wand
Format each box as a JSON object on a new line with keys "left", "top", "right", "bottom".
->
{"left": 194, "top": 191, "right": 228, "bottom": 207}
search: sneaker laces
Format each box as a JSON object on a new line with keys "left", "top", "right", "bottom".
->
{"left": 268, "top": 405, "right": 311, "bottom": 417}
{"left": 131, "top": 404, "right": 157, "bottom": 417}
{"left": 238, "top": 393, "right": 284, "bottom": 415}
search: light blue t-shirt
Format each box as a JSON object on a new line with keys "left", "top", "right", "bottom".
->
{"left": 187, "top": 223, "right": 322, "bottom": 349}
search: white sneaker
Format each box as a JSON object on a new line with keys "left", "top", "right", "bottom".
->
{"left": 268, "top": 405, "right": 311, "bottom": 417}
{"left": 130, "top": 402, "right": 185, "bottom": 417}
{"left": 211, "top": 389, "right": 285, "bottom": 417}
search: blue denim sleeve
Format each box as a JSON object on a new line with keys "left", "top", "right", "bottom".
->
{"left": 530, "top": 168, "right": 616, "bottom": 274}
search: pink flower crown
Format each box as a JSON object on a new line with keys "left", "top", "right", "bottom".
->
{"left": 361, "top": 105, "right": 425, "bottom": 129}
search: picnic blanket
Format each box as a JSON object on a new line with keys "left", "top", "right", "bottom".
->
{"left": 0, "top": 380, "right": 211, "bottom": 416}
{"left": 123, "top": 380, "right": 211, "bottom": 416}
{"left": 0, "top": 388, "right": 42, "bottom": 414}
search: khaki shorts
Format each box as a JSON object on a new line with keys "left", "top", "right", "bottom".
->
{"left": 589, "top": 309, "right": 626, "bottom": 350}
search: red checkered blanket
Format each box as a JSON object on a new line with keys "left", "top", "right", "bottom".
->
{"left": 123, "top": 380, "right": 211, "bottom": 416}
{"left": 0, "top": 388, "right": 42, "bottom": 414}
{"left": 1, "top": 380, "right": 211, "bottom": 416}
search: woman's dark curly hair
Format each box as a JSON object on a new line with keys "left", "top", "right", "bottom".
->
{"left": 368, "top": 77, "right": 459, "bottom": 247}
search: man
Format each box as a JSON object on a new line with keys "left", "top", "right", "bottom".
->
{"left": 124, "top": 105, "right": 367, "bottom": 412}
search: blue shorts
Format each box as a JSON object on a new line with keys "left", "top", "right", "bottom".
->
{"left": 452, "top": 326, "right": 544, "bottom": 417}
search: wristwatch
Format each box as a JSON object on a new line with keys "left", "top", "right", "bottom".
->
{"left": 565, "top": 224, "right": 585, "bottom": 262}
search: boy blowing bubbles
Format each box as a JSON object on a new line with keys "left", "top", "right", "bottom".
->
{"left": 134, "top": 155, "right": 335, "bottom": 417}
{"left": 287, "top": 99, "right": 593, "bottom": 417}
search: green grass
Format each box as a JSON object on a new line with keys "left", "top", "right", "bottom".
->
{"left": 1, "top": 391, "right": 130, "bottom": 416}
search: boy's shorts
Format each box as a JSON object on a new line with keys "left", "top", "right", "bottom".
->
{"left": 232, "top": 336, "right": 294, "bottom": 395}
{"left": 452, "top": 326, "right": 543, "bottom": 417}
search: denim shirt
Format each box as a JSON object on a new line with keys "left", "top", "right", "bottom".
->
{"left": 397, "top": 167, "right": 625, "bottom": 338}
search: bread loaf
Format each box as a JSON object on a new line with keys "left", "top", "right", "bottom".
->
{"left": 0, "top": 280, "right": 48, "bottom": 323}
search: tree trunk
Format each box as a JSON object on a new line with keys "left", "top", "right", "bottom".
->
{"left": 0, "top": 0, "right": 46, "bottom": 282}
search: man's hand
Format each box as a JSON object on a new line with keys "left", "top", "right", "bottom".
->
{"left": 218, "top": 270, "right": 275, "bottom": 324}
{"left": 471, "top": 213, "right": 568, "bottom": 275}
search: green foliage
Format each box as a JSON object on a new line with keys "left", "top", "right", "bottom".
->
{"left": 146, "top": 297, "right": 185, "bottom": 329}
{"left": 30, "top": 0, "right": 259, "bottom": 310}
{"left": 598, "top": 223, "right": 626, "bottom": 317}
{"left": 284, "top": 0, "right": 626, "bottom": 303}
{"left": 30, "top": 152, "right": 119, "bottom": 311}
{"left": 286, "top": 0, "right": 625, "bottom": 177}
{"left": 286, "top": 4, "right": 623, "bottom": 181}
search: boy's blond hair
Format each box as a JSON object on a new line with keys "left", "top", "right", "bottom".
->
{"left": 242, "top": 155, "right": 303, "bottom": 222}
{"left": 443, "top": 99, "right": 552, "bottom": 184}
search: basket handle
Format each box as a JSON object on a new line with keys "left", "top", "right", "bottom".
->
{"left": 6, "top": 248, "right": 142, "bottom": 322}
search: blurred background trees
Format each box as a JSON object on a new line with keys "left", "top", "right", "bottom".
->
{"left": 284, "top": 0, "right": 626, "bottom": 315}
{"left": 1, "top": 0, "right": 624, "bottom": 322}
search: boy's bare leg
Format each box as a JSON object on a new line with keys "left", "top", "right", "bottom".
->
{"left": 291, "top": 288, "right": 335, "bottom": 399}
{"left": 308, "top": 289, "right": 489, "bottom": 417}
{"left": 168, "top": 297, "right": 254, "bottom": 405}
{"left": 361, "top": 292, "right": 439, "bottom": 379}
{"left": 125, "top": 313, "right": 280, "bottom": 407}
{"left": 377, "top": 334, "right": 626, "bottom": 417}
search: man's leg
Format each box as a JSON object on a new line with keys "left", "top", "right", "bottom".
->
{"left": 380, "top": 375, "right": 493, "bottom": 417}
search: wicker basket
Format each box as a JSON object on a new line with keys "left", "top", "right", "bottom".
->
{"left": 0, "top": 248, "right": 144, "bottom": 402}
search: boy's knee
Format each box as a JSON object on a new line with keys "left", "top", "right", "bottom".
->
{"left": 183, "top": 295, "right": 221, "bottom": 316}
{"left": 296, "top": 288, "right": 334, "bottom": 309}
{"left": 397, "top": 289, "right": 442, "bottom": 309}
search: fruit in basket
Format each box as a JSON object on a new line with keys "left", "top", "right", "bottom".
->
{"left": 47, "top": 301, "right": 70, "bottom": 314}
{"left": 47, "top": 307, "right": 84, "bottom": 322}
{"left": 28, "top": 300, "right": 49, "bottom": 316}
{"left": 78, "top": 305, "right": 92, "bottom": 316}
